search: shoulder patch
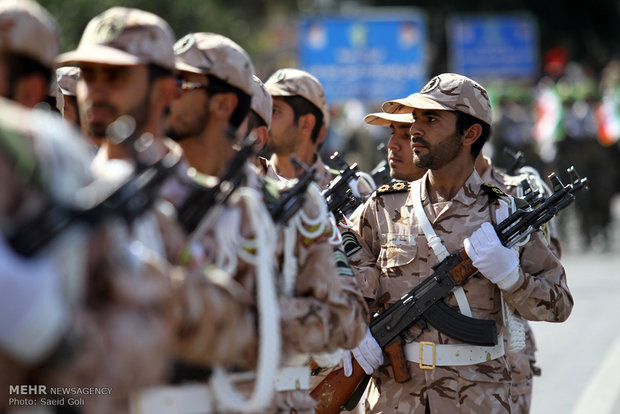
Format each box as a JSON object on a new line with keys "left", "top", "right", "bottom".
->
{"left": 376, "top": 181, "right": 410, "bottom": 196}
{"left": 481, "top": 183, "right": 508, "bottom": 200}
{"left": 332, "top": 248, "right": 354, "bottom": 276}
{"left": 341, "top": 230, "right": 362, "bottom": 257}
{"left": 482, "top": 182, "right": 530, "bottom": 210}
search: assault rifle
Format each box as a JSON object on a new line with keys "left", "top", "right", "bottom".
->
{"left": 311, "top": 167, "right": 588, "bottom": 414}
{"left": 369, "top": 143, "right": 391, "bottom": 188}
{"left": 176, "top": 135, "right": 255, "bottom": 233}
{"left": 267, "top": 156, "right": 317, "bottom": 224}
{"left": 7, "top": 118, "right": 182, "bottom": 257}
{"left": 322, "top": 152, "right": 361, "bottom": 220}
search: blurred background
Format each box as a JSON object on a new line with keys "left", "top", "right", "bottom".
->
{"left": 40, "top": 0, "right": 620, "bottom": 251}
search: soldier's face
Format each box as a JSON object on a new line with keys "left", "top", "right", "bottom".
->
{"left": 266, "top": 97, "right": 299, "bottom": 154}
{"left": 166, "top": 71, "right": 211, "bottom": 141}
{"left": 387, "top": 121, "right": 426, "bottom": 181}
{"left": 77, "top": 63, "right": 151, "bottom": 141}
{"left": 410, "top": 109, "right": 462, "bottom": 170}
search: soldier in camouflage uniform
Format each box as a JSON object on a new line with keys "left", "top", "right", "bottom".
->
{"left": 0, "top": 4, "right": 176, "bottom": 411}
{"left": 55, "top": 11, "right": 264, "bottom": 412}
{"left": 165, "top": 32, "right": 287, "bottom": 412}
{"left": 344, "top": 74, "right": 573, "bottom": 413}
{"left": 0, "top": 0, "right": 59, "bottom": 109}
{"left": 168, "top": 41, "right": 367, "bottom": 412}
{"left": 0, "top": 94, "right": 179, "bottom": 414}
{"left": 261, "top": 68, "right": 336, "bottom": 189}
{"left": 361, "top": 110, "right": 553, "bottom": 413}
{"left": 257, "top": 74, "right": 368, "bottom": 414}
{"left": 363, "top": 111, "right": 426, "bottom": 183}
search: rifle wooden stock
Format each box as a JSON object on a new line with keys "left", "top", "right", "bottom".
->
{"left": 449, "top": 250, "right": 477, "bottom": 285}
{"left": 384, "top": 337, "right": 410, "bottom": 383}
{"left": 311, "top": 361, "right": 366, "bottom": 414}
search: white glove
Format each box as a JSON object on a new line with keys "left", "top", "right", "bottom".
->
{"left": 0, "top": 235, "right": 69, "bottom": 363}
{"left": 343, "top": 329, "right": 383, "bottom": 376}
{"left": 464, "top": 222, "right": 520, "bottom": 290}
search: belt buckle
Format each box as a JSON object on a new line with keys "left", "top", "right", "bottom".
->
{"left": 419, "top": 341, "right": 436, "bottom": 370}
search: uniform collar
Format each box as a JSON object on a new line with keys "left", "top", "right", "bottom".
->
{"left": 406, "top": 168, "right": 484, "bottom": 208}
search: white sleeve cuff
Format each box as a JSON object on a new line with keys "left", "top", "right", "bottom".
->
{"left": 497, "top": 267, "right": 521, "bottom": 291}
{"left": 0, "top": 286, "right": 70, "bottom": 364}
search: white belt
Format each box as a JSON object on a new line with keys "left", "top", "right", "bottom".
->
{"left": 404, "top": 335, "right": 505, "bottom": 369}
{"left": 274, "top": 366, "right": 311, "bottom": 392}
{"left": 221, "top": 366, "right": 311, "bottom": 392}
{"left": 130, "top": 366, "right": 311, "bottom": 414}
{"left": 130, "top": 383, "right": 214, "bottom": 414}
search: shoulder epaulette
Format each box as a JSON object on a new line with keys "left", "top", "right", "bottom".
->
{"left": 481, "top": 183, "right": 508, "bottom": 200}
{"left": 482, "top": 182, "right": 530, "bottom": 209}
{"left": 258, "top": 156, "right": 270, "bottom": 175}
{"left": 262, "top": 176, "right": 281, "bottom": 205}
{"left": 376, "top": 181, "right": 410, "bottom": 196}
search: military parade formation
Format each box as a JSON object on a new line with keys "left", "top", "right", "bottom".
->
{"left": 0, "top": 1, "right": 588, "bottom": 413}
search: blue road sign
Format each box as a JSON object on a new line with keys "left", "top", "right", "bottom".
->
{"left": 447, "top": 14, "right": 539, "bottom": 80}
{"left": 299, "top": 11, "right": 427, "bottom": 103}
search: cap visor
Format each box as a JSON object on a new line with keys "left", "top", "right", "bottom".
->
{"left": 56, "top": 45, "right": 144, "bottom": 67}
{"left": 175, "top": 60, "right": 208, "bottom": 75}
{"left": 264, "top": 83, "right": 295, "bottom": 98}
{"left": 382, "top": 93, "right": 452, "bottom": 114}
{"left": 364, "top": 112, "right": 414, "bottom": 126}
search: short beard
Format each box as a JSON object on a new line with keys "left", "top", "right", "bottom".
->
{"left": 264, "top": 126, "right": 298, "bottom": 156}
{"left": 86, "top": 93, "right": 151, "bottom": 141}
{"left": 166, "top": 101, "right": 210, "bottom": 142}
{"left": 413, "top": 130, "right": 462, "bottom": 170}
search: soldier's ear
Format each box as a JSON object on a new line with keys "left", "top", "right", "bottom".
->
{"left": 462, "top": 123, "right": 482, "bottom": 148}
{"left": 297, "top": 113, "right": 316, "bottom": 137}
{"left": 210, "top": 92, "right": 238, "bottom": 120}
{"left": 315, "top": 123, "right": 327, "bottom": 148}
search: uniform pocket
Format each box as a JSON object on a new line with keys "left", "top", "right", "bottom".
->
{"left": 378, "top": 234, "right": 418, "bottom": 270}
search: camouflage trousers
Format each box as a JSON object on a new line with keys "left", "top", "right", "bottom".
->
{"left": 365, "top": 362, "right": 512, "bottom": 414}
{"left": 509, "top": 376, "right": 533, "bottom": 414}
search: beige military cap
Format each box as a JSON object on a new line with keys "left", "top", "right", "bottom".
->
{"left": 56, "top": 66, "right": 80, "bottom": 96}
{"left": 364, "top": 112, "right": 413, "bottom": 127}
{"left": 265, "top": 68, "right": 328, "bottom": 123}
{"left": 250, "top": 75, "right": 272, "bottom": 128}
{"left": 0, "top": 0, "right": 60, "bottom": 69}
{"left": 56, "top": 7, "right": 176, "bottom": 71}
{"left": 173, "top": 32, "right": 255, "bottom": 96}
{"left": 382, "top": 73, "right": 492, "bottom": 125}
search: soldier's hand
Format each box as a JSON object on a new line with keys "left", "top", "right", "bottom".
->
{"left": 464, "top": 222, "right": 520, "bottom": 290}
{"left": 343, "top": 329, "right": 383, "bottom": 376}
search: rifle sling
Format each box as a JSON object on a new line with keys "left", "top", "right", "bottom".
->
{"left": 411, "top": 179, "right": 472, "bottom": 317}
